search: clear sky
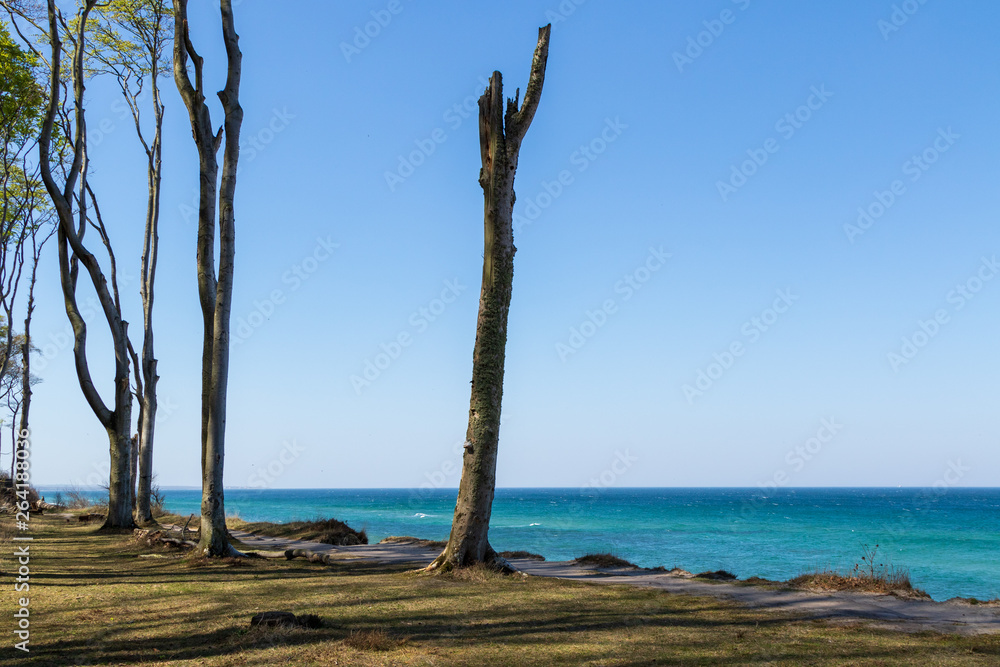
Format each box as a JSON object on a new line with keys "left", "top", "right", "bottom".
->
{"left": 21, "top": 0, "right": 1000, "bottom": 489}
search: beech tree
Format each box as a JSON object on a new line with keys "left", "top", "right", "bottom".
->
{"left": 31, "top": 0, "right": 137, "bottom": 529}
{"left": 171, "top": 0, "right": 243, "bottom": 556}
{"left": 16, "top": 204, "right": 53, "bottom": 471}
{"left": 90, "top": 0, "right": 172, "bottom": 525}
{"left": 428, "top": 25, "right": 551, "bottom": 572}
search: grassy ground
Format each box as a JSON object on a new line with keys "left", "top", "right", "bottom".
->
{"left": 2, "top": 513, "right": 999, "bottom": 666}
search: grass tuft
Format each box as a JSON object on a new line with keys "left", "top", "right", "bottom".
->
{"left": 789, "top": 544, "right": 929, "bottom": 598}
{"left": 498, "top": 549, "right": 546, "bottom": 561}
{"left": 695, "top": 570, "right": 738, "bottom": 581}
{"left": 228, "top": 516, "right": 367, "bottom": 545}
{"left": 788, "top": 569, "right": 928, "bottom": 597}
{"left": 574, "top": 553, "right": 638, "bottom": 569}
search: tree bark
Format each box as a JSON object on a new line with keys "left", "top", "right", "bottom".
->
{"left": 428, "top": 25, "right": 550, "bottom": 572}
{"left": 38, "top": 0, "right": 136, "bottom": 531}
{"left": 17, "top": 225, "right": 50, "bottom": 468}
{"left": 172, "top": 0, "right": 243, "bottom": 556}
{"left": 133, "top": 17, "right": 166, "bottom": 527}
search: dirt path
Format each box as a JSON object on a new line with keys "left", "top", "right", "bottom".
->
{"left": 224, "top": 527, "right": 1000, "bottom": 636}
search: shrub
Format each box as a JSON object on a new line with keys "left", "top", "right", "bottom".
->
{"left": 64, "top": 487, "right": 95, "bottom": 509}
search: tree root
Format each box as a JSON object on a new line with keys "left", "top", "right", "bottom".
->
{"left": 424, "top": 543, "right": 518, "bottom": 574}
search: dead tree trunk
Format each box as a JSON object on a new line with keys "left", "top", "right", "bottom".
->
{"left": 37, "top": 0, "right": 135, "bottom": 530}
{"left": 427, "top": 25, "right": 550, "bottom": 572}
{"left": 172, "top": 0, "right": 243, "bottom": 557}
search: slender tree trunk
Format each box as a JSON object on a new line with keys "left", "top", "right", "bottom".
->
{"left": 17, "top": 232, "right": 42, "bottom": 452}
{"left": 128, "top": 433, "right": 138, "bottom": 494}
{"left": 106, "top": 411, "right": 134, "bottom": 526}
{"left": 38, "top": 0, "right": 136, "bottom": 531}
{"left": 428, "top": 25, "right": 550, "bottom": 572}
{"left": 134, "top": 75, "right": 164, "bottom": 527}
{"left": 173, "top": 0, "right": 243, "bottom": 556}
{"left": 134, "top": 375, "right": 156, "bottom": 523}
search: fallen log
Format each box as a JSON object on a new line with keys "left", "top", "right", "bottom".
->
{"left": 132, "top": 528, "right": 197, "bottom": 550}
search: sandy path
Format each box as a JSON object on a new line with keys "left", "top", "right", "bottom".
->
{"left": 221, "top": 528, "right": 1000, "bottom": 636}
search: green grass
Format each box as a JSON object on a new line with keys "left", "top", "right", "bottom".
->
{"left": 2, "top": 513, "right": 999, "bottom": 666}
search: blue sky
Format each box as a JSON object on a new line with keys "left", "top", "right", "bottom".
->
{"left": 21, "top": 0, "right": 1000, "bottom": 489}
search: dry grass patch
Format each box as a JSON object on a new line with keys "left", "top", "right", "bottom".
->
{"left": 574, "top": 553, "right": 638, "bottom": 569}
{"left": 498, "top": 550, "right": 546, "bottom": 561}
{"left": 343, "top": 628, "right": 408, "bottom": 651}
{"left": 228, "top": 516, "right": 367, "bottom": 545}
{"left": 789, "top": 570, "right": 930, "bottom": 598}
{"left": 790, "top": 543, "right": 929, "bottom": 598}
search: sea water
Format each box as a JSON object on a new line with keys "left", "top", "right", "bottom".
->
{"left": 46, "top": 487, "right": 999, "bottom": 601}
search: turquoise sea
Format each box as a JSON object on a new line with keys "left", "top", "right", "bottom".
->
{"left": 48, "top": 487, "right": 999, "bottom": 601}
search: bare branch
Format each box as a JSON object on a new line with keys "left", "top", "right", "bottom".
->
{"left": 506, "top": 24, "right": 551, "bottom": 149}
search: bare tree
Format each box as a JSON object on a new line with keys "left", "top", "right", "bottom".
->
{"left": 33, "top": 0, "right": 137, "bottom": 529}
{"left": 90, "top": 0, "right": 172, "bottom": 525}
{"left": 16, "top": 210, "right": 54, "bottom": 465}
{"left": 427, "top": 25, "right": 551, "bottom": 572}
{"left": 171, "top": 0, "right": 243, "bottom": 556}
